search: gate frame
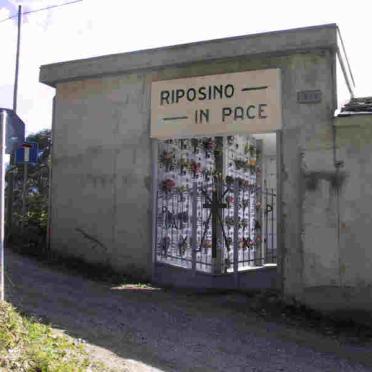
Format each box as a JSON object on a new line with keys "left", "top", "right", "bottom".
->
{"left": 150, "top": 133, "right": 281, "bottom": 289}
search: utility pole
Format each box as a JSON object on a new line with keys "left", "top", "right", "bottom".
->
{"left": 6, "top": 5, "right": 22, "bottom": 240}
{"left": 13, "top": 5, "right": 22, "bottom": 113}
{"left": 0, "top": 112, "right": 6, "bottom": 301}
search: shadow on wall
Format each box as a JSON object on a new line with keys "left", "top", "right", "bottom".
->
{"left": 304, "top": 170, "right": 346, "bottom": 191}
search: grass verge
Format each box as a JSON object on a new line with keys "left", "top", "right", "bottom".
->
{"left": 0, "top": 301, "right": 104, "bottom": 371}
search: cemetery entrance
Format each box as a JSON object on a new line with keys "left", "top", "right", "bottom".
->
{"left": 151, "top": 69, "right": 281, "bottom": 289}
{"left": 153, "top": 134, "right": 278, "bottom": 289}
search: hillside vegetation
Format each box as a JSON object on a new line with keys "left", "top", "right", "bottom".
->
{"left": 0, "top": 301, "right": 103, "bottom": 371}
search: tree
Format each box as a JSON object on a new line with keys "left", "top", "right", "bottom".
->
{"left": 7, "top": 129, "right": 51, "bottom": 251}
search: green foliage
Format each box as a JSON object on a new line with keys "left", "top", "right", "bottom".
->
{"left": 7, "top": 129, "right": 51, "bottom": 251}
{"left": 0, "top": 301, "right": 101, "bottom": 371}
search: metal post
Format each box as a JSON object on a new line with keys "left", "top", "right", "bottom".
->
{"left": 276, "top": 130, "right": 283, "bottom": 289}
{"left": 151, "top": 140, "right": 158, "bottom": 280}
{"left": 233, "top": 179, "right": 239, "bottom": 286}
{"left": 0, "top": 111, "right": 6, "bottom": 300}
{"left": 212, "top": 136, "right": 223, "bottom": 274}
{"left": 271, "top": 188, "right": 274, "bottom": 262}
{"left": 7, "top": 5, "right": 22, "bottom": 237}
{"left": 254, "top": 140, "right": 263, "bottom": 266}
{"left": 264, "top": 185, "right": 268, "bottom": 263}
{"left": 21, "top": 161, "right": 27, "bottom": 233}
{"left": 191, "top": 182, "right": 197, "bottom": 273}
{"left": 13, "top": 5, "right": 22, "bottom": 113}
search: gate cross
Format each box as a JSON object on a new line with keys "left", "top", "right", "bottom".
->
{"left": 202, "top": 189, "right": 227, "bottom": 259}
{"left": 202, "top": 190, "right": 227, "bottom": 214}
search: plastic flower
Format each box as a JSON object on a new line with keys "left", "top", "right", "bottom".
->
{"left": 161, "top": 178, "right": 176, "bottom": 192}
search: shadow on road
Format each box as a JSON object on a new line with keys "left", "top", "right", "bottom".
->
{"left": 5, "top": 250, "right": 372, "bottom": 372}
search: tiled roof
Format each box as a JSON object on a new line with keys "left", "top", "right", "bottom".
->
{"left": 340, "top": 97, "right": 372, "bottom": 115}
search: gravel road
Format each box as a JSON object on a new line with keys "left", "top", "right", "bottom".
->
{"left": 5, "top": 250, "right": 372, "bottom": 371}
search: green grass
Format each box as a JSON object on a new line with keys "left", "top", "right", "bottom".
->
{"left": 0, "top": 301, "right": 104, "bottom": 371}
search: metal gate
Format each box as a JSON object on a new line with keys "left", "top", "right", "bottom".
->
{"left": 155, "top": 180, "right": 276, "bottom": 275}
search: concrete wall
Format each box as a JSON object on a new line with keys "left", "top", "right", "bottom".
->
{"left": 299, "top": 115, "right": 372, "bottom": 311}
{"left": 51, "top": 74, "right": 153, "bottom": 279}
{"left": 44, "top": 25, "right": 343, "bottom": 290}
{"left": 45, "top": 24, "right": 372, "bottom": 311}
{"left": 49, "top": 47, "right": 337, "bottom": 282}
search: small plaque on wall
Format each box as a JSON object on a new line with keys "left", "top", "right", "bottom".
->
{"left": 297, "top": 90, "right": 322, "bottom": 104}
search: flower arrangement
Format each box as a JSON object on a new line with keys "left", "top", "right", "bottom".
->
{"left": 159, "top": 150, "right": 175, "bottom": 171}
{"left": 176, "top": 185, "right": 188, "bottom": 193}
{"left": 178, "top": 158, "right": 189, "bottom": 175}
{"left": 191, "top": 138, "right": 200, "bottom": 153}
{"left": 189, "top": 160, "right": 201, "bottom": 177}
{"left": 242, "top": 198, "right": 250, "bottom": 208}
{"left": 225, "top": 195, "right": 234, "bottom": 208}
{"left": 179, "top": 139, "right": 189, "bottom": 150}
{"left": 233, "top": 159, "right": 245, "bottom": 170}
{"left": 203, "top": 169, "right": 212, "bottom": 182}
{"left": 234, "top": 159, "right": 250, "bottom": 171}
{"left": 202, "top": 239, "right": 212, "bottom": 248}
{"left": 249, "top": 159, "right": 257, "bottom": 167}
{"left": 244, "top": 143, "right": 256, "bottom": 157}
{"left": 212, "top": 170, "right": 223, "bottom": 180}
{"left": 203, "top": 138, "right": 216, "bottom": 157}
{"left": 234, "top": 158, "right": 257, "bottom": 174}
{"left": 237, "top": 177, "right": 249, "bottom": 190}
{"left": 248, "top": 160, "right": 257, "bottom": 173}
{"left": 225, "top": 216, "right": 234, "bottom": 228}
{"left": 227, "top": 136, "right": 235, "bottom": 145}
{"left": 225, "top": 175, "right": 234, "bottom": 185}
{"left": 201, "top": 239, "right": 212, "bottom": 254}
{"left": 240, "top": 218, "right": 248, "bottom": 229}
{"left": 161, "top": 178, "right": 176, "bottom": 192}
{"left": 241, "top": 237, "right": 252, "bottom": 250}
{"left": 176, "top": 185, "right": 188, "bottom": 201}
{"left": 252, "top": 235, "right": 262, "bottom": 245}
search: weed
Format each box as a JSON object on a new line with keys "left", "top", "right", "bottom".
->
{"left": 0, "top": 301, "right": 106, "bottom": 371}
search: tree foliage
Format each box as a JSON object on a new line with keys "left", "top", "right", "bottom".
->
{"left": 7, "top": 129, "right": 51, "bottom": 250}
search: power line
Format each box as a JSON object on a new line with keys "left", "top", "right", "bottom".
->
{"left": 0, "top": 0, "right": 83, "bottom": 24}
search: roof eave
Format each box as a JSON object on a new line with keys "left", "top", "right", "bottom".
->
{"left": 40, "top": 23, "right": 338, "bottom": 87}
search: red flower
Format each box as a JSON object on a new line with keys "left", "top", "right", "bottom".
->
{"left": 226, "top": 196, "right": 234, "bottom": 205}
{"left": 161, "top": 178, "right": 176, "bottom": 192}
{"left": 190, "top": 160, "right": 201, "bottom": 174}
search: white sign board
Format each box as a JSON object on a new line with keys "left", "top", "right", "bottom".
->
{"left": 151, "top": 69, "right": 282, "bottom": 139}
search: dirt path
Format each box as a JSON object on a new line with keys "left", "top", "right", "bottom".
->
{"left": 5, "top": 250, "right": 372, "bottom": 371}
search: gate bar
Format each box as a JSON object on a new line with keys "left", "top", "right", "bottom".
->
{"left": 233, "top": 179, "right": 239, "bottom": 284}
{"left": 191, "top": 182, "right": 197, "bottom": 273}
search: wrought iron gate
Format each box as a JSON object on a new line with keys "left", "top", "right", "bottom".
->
{"left": 154, "top": 135, "right": 277, "bottom": 276}
{"left": 155, "top": 181, "right": 276, "bottom": 274}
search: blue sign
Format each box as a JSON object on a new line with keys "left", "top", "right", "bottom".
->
{"left": 15, "top": 142, "right": 38, "bottom": 164}
{"left": 0, "top": 108, "right": 25, "bottom": 154}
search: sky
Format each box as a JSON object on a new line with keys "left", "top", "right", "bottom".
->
{"left": 0, "top": 0, "right": 371, "bottom": 135}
